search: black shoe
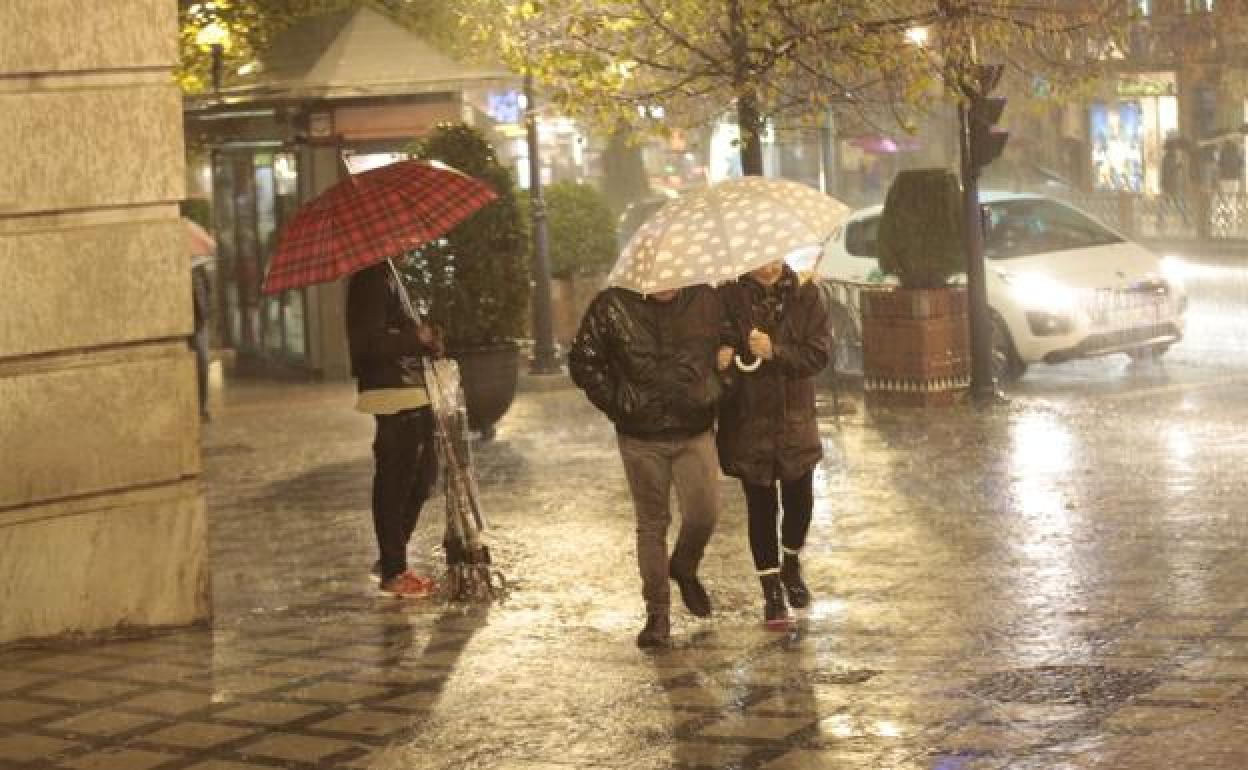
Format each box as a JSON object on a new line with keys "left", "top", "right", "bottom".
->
{"left": 636, "top": 614, "right": 670, "bottom": 648}
{"left": 760, "top": 573, "right": 791, "bottom": 630}
{"left": 780, "top": 553, "right": 811, "bottom": 609}
{"left": 669, "top": 563, "right": 712, "bottom": 618}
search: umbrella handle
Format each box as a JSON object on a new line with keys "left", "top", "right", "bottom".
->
{"left": 734, "top": 354, "right": 761, "bottom": 372}
{"left": 385, "top": 257, "right": 421, "bottom": 321}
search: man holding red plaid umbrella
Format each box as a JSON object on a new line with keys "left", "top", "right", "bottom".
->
{"left": 347, "top": 258, "right": 444, "bottom": 598}
{"left": 262, "top": 157, "right": 500, "bottom": 598}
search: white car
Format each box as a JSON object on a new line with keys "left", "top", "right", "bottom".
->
{"left": 816, "top": 191, "right": 1187, "bottom": 383}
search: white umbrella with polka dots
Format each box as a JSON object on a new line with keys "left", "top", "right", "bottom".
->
{"left": 609, "top": 176, "right": 851, "bottom": 293}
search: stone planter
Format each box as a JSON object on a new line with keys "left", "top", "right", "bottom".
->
{"left": 448, "top": 341, "right": 520, "bottom": 439}
{"left": 861, "top": 287, "right": 969, "bottom": 407}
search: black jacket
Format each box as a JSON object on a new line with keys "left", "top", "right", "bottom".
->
{"left": 568, "top": 285, "right": 723, "bottom": 440}
{"left": 716, "top": 266, "right": 830, "bottom": 486}
{"left": 346, "top": 263, "right": 437, "bottom": 392}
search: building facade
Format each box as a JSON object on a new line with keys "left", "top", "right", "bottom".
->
{"left": 1, "top": 1, "right": 208, "bottom": 642}
{"left": 185, "top": 7, "right": 520, "bottom": 379}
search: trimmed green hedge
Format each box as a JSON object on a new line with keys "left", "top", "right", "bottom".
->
{"left": 877, "top": 169, "right": 965, "bottom": 290}
{"left": 523, "top": 181, "right": 618, "bottom": 279}
{"left": 406, "top": 124, "right": 531, "bottom": 348}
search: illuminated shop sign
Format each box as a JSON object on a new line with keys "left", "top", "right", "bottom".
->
{"left": 487, "top": 90, "right": 523, "bottom": 124}
{"left": 1116, "top": 73, "right": 1176, "bottom": 98}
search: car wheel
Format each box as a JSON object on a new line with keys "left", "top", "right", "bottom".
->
{"left": 990, "top": 314, "right": 1027, "bottom": 385}
{"left": 1126, "top": 342, "right": 1172, "bottom": 361}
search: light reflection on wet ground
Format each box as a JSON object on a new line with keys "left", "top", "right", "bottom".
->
{"left": 5, "top": 331, "right": 1248, "bottom": 767}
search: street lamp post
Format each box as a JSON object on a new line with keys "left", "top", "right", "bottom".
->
{"left": 525, "top": 72, "right": 559, "bottom": 374}
{"left": 195, "top": 21, "right": 229, "bottom": 96}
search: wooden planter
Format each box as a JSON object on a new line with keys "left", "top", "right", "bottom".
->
{"left": 861, "top": 287, "right": 969, "bottom": 407}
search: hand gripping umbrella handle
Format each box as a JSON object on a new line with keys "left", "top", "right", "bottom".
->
{"left": 734, "top": 354, "right": 762, "bottom": 372}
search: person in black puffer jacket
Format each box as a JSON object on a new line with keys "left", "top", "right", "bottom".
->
{"left": 569, "top": 284, "right": 724, "bottom": 649}
{"left": 716, "top": 261, "right": 830, "bottom": 630}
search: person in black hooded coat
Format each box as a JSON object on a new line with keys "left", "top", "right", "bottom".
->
{"left": 716, "top": 260, "right": 831, "bottom": 628}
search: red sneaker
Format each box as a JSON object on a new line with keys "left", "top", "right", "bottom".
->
{"left": 379, "top": 571, "right": 436, "bottom": 598}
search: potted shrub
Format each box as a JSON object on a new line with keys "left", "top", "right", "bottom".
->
{"left": 522, "top": 181, "right": 618, "bottom": 346}
{"left": 405, "top": 123, "right": 531, "bottom": 438}
{"left": 861, "top": 168, "right": 970, "bottom": 407}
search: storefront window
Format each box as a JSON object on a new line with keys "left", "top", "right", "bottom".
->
{"left": 211, "top": 153, "right": 240, "bottom": 348}
{"left": 1091, "top": 79, "right": 1177, "bottom": 195}
{"left": 211, "top": 148, "right": 308, "bottom": 367}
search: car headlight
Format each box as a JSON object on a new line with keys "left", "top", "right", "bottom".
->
{"left": 998, "top": 271, "right": 1077, "bottom": 313}
{"left": 1160, "top": 255, "right": 1188, "bottom": 292}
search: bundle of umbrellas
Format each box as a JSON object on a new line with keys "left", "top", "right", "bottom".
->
{"left": 263, "top": 158, "right": 505, "bottom": 601}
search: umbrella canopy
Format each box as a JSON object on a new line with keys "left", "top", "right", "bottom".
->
{"left": 184, "top": 217, "right": 216, "bottom": 257}
{"left": 261, "top": 159, "right": 497, "bottom": 294}
{"left": 610, "top": 176, "right": 850, "bottom": 293}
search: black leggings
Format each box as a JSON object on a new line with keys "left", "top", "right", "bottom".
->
{"left": 742, "top": 470, "right": 814, "bottom": 572}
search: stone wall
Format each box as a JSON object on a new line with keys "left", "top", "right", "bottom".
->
{"left": 0, "top": 1, "right": 209, "bottom": 642}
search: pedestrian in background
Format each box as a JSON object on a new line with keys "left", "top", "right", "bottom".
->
{"left": 184, "top": 216, "right": 216, "bottom": 422}
{"left": 346, "top": 260, "right": 443, "bottom": 598}
{"left": 715, "top": 259, "right": 831, "bottom": 629}
{"left": 1219, "top": 138, "right": 1244, "bottom": 194}
{"left": 1160, "top": 140, "right": 1190, "bottom": 227}
{"left": 190, "top": 256, "right": 213, "bottom": 421}
{"left": 569, "top": 284, "right": 724, "bottom": 648}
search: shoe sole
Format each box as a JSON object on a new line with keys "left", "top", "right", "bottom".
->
{"left": 765, "top": 618, "right": 795, "bottom": 631}
{"left": 378, "top": 590, "right": 433, "bottom": 598}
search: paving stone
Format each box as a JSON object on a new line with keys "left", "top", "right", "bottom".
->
{"left": 213, "top": 700, "right": 326, "bottom": 726}
{"left": 236, "top": 731, "right": 362, "bottom": 762}
{"left": 1104, "top": 705, "right": 1210, "bottom": 733}
{"left": 50, "top": 707, "right": 164, "bottom": 736}
{"left": 119, "top": 689, "right": 215, "bottom": 716}
{"left": 142, "top": 721, "right": 258, "bottom": 749}
{"left": 308, "top": 708, "right": 421, "bottom": 737}
{"left": 0, "top": 731, "right": 80, "bottom": 762}
{"left": 940, "top": 723, "right": 1052, "bottom": 752}
{"left": 0, "top": 698, "right": 68, "bottom": 724}
{"left": 60, "top": 747, "right": 181, "bottom": 770}
{"left": 31, "top": 678, "right": 145, "bottom": 704}
{"left": 1142, "top": 680, "right": 1243, "bottom": 704}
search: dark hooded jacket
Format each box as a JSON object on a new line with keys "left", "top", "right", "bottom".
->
{"left": 346, "top": 262, "right": 439, "bottom": 393}
{"left": 568, "top": 285, "right": 723, "bottom": 440}
{"left": 716, "top": 266, "right": 831, "bottom": 486}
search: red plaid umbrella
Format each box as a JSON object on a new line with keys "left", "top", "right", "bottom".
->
{"left": 261, "top": 159, "right": 497, "bottom": 294}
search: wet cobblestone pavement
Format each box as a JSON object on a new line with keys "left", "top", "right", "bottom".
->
{"left": 4, "top": 366, "right": 1248, "bottom": 769}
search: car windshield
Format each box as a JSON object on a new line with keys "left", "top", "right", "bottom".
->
{"left": 983, "top": 199, "right": 1124, "bottom": 260}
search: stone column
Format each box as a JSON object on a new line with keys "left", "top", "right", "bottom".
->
{"left": 0, "top": 1, "right": 209, "bottom": 642}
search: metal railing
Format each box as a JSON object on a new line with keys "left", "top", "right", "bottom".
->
{"left": 1054, "top": 189, "right": 1248, "bottom": 242}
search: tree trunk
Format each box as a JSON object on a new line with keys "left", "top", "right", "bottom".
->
{"left": 728, "top": 0, "right": 763, "bottom": 177}
{"left": 601, "top": 124, "right": 651, "bottom": 214}
{"left": 736, "top": 90, "right": 765, "bottom": 176}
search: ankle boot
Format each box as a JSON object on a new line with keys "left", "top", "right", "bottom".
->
{"left": 760, "top": 573, "right": 791, "bottom": 630}
{"left": 669, "top": 559, "right": 712, "bottom": 618}
{"left": 636, "top": 613, "right": 670, "bottom": 648}
{"left": 780, "top": 552, "right": 810, "bottom": 609}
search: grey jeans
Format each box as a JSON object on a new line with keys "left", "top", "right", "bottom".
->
{"left": 617, "top": 429, "right": 720, "bottom": 615}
